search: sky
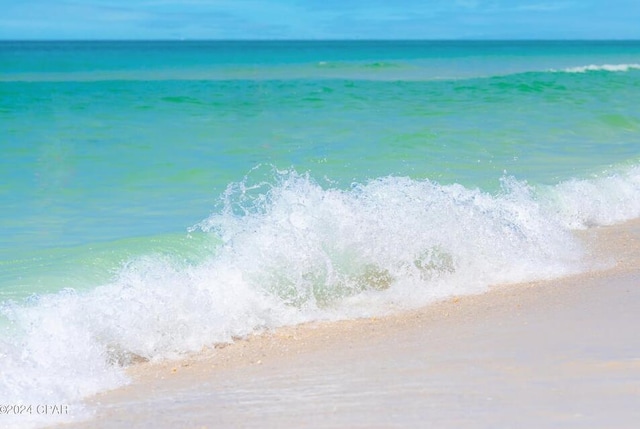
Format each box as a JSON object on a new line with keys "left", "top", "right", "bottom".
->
{"left": 1, "top": 0, "right": 639, "bottom": 40}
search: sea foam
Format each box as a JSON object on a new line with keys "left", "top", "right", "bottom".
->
{"left": 559, "top": 63, "right": 640, "bottom": 73}
{"left": 2, "top": 165, "right": 640, "bottom": 427}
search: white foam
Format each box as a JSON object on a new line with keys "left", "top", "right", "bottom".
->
{"left": 542, "top": 165, "right": 640, "bottom": 229}
{"left": 558, "top": 63, "right": 640, "bottom": 73}
{"left": 2, "top": 165, "right": 640, "bottom": 426}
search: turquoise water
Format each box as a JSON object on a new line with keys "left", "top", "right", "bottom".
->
{"left": 1, "top": 41, "right": 640, "bottom": 427}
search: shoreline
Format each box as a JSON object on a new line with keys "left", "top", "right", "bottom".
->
{"left": 59, "top": 219, "right": 640, "bottom": 428}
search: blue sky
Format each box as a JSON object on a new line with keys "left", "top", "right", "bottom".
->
{"left": 1, "top": 0, "right": 639, "bottom": 40}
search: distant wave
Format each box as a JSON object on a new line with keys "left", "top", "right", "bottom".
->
{"left": 556, "top": 63, "right": 640, "bottom": 73}
{"left": 3, "top": 62, "right": 640, "bottom": 83}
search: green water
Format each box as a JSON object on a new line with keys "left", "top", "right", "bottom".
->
{"left": 1, "top": 41, "right": 640, "bottom": 300}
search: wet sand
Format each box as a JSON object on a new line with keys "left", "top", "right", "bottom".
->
{"left": 59, "top": 220, "right": 640, "bottom": 428}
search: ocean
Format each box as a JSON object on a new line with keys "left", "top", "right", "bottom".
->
{"left": 1, "top": 40, "right": 639, "bottom": 426}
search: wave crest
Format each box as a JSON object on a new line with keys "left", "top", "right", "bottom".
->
{"left": 557, "top": 63, "right": 640, "bottom": 73}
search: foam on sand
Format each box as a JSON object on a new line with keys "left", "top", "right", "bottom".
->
{"left": 67, "top": 219, "right": 640, "bottom": 428}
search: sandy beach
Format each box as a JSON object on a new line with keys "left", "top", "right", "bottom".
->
{"left": 58, "top": 219, "right": 640, "bottom": 428}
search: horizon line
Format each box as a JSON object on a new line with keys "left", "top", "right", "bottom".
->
{"left": 2, "top": 38, "right": 640, "bottom": 42}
